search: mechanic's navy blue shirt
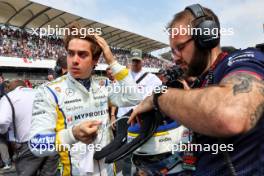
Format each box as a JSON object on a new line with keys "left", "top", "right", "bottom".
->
{"left": 195, "top": 48, "right": 264, "bottom": 176}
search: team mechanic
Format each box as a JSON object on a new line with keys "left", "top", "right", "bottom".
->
{"left": 29, "top": 25, "right": 142, "bottom": 176}
{"left": 129, "top": 4, "right": 264, "bottom": 176}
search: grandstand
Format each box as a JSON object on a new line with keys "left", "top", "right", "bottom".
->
{"left": 0, "top": 0, "right": 169, "bottom": 83}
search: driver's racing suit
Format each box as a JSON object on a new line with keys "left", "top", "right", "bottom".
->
{"left": 29, "top": 62, "right": 142, "bottom": 176}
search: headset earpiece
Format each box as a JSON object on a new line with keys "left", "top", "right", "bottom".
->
{"left": 185, "top": 4, "right": 220, "bottom": 49}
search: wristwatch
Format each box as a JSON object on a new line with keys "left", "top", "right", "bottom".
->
{"left": 153, "top": 85, "right": 167, "bottom": 111}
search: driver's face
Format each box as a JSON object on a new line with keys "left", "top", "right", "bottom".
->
{"left": 67, "top": 38, "right": 98, "bottom": 79}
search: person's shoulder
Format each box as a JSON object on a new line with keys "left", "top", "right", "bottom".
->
{"left": 20, "top": 87, "right": 36, "bottom": 95}
{"left": 34, "top": 75, "right": 68, "bottom": 96}
{"left": 18, "top": 86, "right": 34, "bottom": 91}
{"left": 215, "top": 48, "right": 264, "bottom": 82}
{"left": 8, "top": 86, "right": 34, "bottom": 98}
{"left": 225, "top": 48, "right": 264, "bottom": 67}
{"left": 46, "top": 75, "right": 68, "bottom": 88}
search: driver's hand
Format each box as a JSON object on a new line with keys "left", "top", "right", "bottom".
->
{"left": 72, "top": 120, "right": 102, "bottom": 144}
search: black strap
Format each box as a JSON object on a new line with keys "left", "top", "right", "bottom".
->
{"left": 136, "top": 72, "right": 148, "bottom": 84}
{"left": 218, "top": 139, "right": 237, "bottom": 176}
{"left": 104, "top": 110, "right": 162, "bottom": 163}
{"left": 3, "top": 93, "right": 17, "bottom": 142}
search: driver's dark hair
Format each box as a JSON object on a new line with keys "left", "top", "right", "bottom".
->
{"left": 64, "top": 22, "right": 102, "bottom": 60}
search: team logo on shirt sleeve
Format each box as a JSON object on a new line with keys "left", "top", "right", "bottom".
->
{"left": 227, "top": 51, "right": 254, "bottom": 66}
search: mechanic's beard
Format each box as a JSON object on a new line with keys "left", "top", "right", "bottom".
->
{"left": 186, "top": 48, "right": 211, "bottom": 77}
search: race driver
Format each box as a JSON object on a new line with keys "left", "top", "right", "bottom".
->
{"left": 29, "top": 24, "right": 142, "bottom": 176}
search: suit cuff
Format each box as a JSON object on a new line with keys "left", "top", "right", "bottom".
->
{"left": 58, "top": 127, "right": 78, "bottom": 145}
{"left": 110, "top": 62, "right": 129, "bottom": 81}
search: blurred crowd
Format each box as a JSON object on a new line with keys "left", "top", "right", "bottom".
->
{"left": 99, "top": 47, "right": 167, "bottom": 68}
{"left": 0, "top": 25, "right": 167, "bottom": 68}
{"left": 0, "top": 25, "right": 65, "bottom": 60}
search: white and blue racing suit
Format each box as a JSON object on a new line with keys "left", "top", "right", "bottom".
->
{"left": 29, "top": 62, "right": 142, "bottom": 176}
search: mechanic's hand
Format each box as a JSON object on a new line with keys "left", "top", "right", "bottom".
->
{"left": 72, "top": 120, "right": 102, "bottom": 144}
{"left": 128, "top": 95, "right": 154, "bottom": 125}
{"left": 94, "top": 35, "right": 115, "bottom": 65}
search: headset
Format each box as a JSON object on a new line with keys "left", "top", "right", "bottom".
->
{"left": 185, "top": 4, "right": 220, "bottom": 49}
{"left": 256, "top": 43, "right": 264, "bottom": 52}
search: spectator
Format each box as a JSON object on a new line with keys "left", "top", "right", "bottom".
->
{"left": 47, "top": 74, "right": 55, "bottom": 81}
{"left": 0, "top": 135, "right": 12, "bottom": 172}
{"left": 54, "top": 55, "right": 68, "bottom": 78}
{"left": 0, "top": 75, "right": 12, "bottom": 173}
{"left": 0, "top": 80, "right": 59, "bottom": 176}
{"left": 116, "top": 49, "right": 162, "bottom": 176}
{"left": 0, "top": 25, "right": 167, "bottom": 68}
{"left": 2, "top": 80, "right": 10, "bottom": 96}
